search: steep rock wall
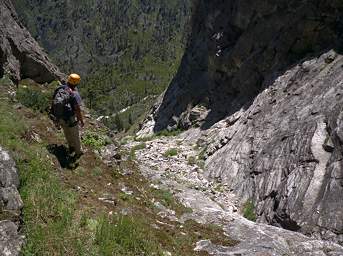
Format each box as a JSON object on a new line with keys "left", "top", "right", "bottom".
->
{"left": 146, "top": 0, "right": 343, "bottom": 242}
{"left": 153, "top": 0, "right": 343, "bottom": 131}
{"left": 0, "top": 0, "right": 63, "bottom": 83}
{"left": 204, "top": 51, "right": 343, "bottom": 242}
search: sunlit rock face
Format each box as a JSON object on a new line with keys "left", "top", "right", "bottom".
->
{"left": 147, "top": 0, "right": 343, "bottom": 242}
{"left": 0, "top": 0, "right": 63, "bottom": 83}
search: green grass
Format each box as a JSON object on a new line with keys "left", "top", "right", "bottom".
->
{"left": 198, "top": 147, "right": 207, "bottom": 160}
{"left": 95, "top": 215, "right": 163, "bottom": 256}
{"left": 92, "top": 167, "right": 103, "bottom": 177}
{"left": 152, "top": 189, "right": 174, "bottom": 208}
{"left": 163, "top": 148, "right": 178, "bottom": 157}
{"left": 0, "top": 96, "right": 89, "bottom": 255}
{"left": 0, "top": 93, "right": 167, "bottom": 255}
{"left": 243, "top": 200, "right": 257, "bottom": 222}
{"left": 0, "top": 74, "right": 14, "bottom": 86}
{"left": 129, "top": 142, "right": 146, "bottom": 160}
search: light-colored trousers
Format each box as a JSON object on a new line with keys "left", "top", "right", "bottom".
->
{"left": 59, "top": 119, "right": 82, "bottom": 155}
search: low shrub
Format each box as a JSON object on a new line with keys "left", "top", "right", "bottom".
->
{"left": 163, "top": 148, "right": 178, "bottom": 157}
{"left": 16, "top": 86, "right": 50, "bottom": 113}
{"left": 187, "top": 156, "right": 196, "bottom": 165}
{"left": 82, "top": 131, "right": 111, "bottom": 150}
{"left": 243, "top": 200, "right": 257, "bottom": 222}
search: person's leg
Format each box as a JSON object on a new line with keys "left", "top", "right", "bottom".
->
{"left": 68, "top": 125, "right": 82, "bottom": 156}
{"left": 60, "top": 120, "right": 77, "bottom": 154}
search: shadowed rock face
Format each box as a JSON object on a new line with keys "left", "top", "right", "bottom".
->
{"left": 143, "top": 0, "right": 343, "bottom": 243}
{"left": 152, "top": 0, "right": 343, "bottom": 131}
{"left": 0, "top": 0, "right": 64, "bottom": 83}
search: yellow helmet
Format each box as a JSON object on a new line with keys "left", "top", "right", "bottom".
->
{"left": 67, "top": 73, "right": 81, "bottom": 85}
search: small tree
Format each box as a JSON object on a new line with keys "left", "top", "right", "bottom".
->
{"left": 114, "top": 114, "right": 123, "bottom": 131}
{"left": 128, "top": 112, "right": 133, "bottom": 126}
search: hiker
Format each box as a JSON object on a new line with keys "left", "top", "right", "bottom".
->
{"left": 50, "top": 73, "right": 84, "bottom": 159}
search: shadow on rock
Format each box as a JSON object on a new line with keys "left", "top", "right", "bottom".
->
{"left": 46, "top": 144, "right": 78, "bottom": 170}
{"left": 152, "top": 0, "right": 343, "bottom": 132}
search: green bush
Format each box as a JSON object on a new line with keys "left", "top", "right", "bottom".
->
{"left": 163, "top": 148, "right": 178, "bottom": 157}
{"left": 82, "top": 131, "right": 111, "bottom": 150}
{"left": 243, "top": 200, "right": 257, "bottom": 222}
{"left": 16, "top": 86, "right": 50, "bottom": 113}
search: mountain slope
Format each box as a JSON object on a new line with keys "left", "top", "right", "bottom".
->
{"left": 13, "top": 0, "right": 191, "bottom": 129}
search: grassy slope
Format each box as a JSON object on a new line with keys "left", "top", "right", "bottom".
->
{"left": 0, "top": 80, "right": 236, "bottom": 255}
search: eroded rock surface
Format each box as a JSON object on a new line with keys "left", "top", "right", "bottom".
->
{"left": 0, "top": 0, "right": 64, "bottom": 83}
{"left": 138, "top": 0, "right": 343, "bottom": 244}
{"left": 202, "top": 52, "right": 343, "bottom": 242}
{"left": 118, "top": 134, "right": 343, "bottom": 255}
{"left": 0, "top": 146, "right": 24, "bottom": 255}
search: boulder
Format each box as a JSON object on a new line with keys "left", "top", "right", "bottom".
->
{"left": 0, "top": 146, "right": 24, "bottom": 255}
{"left": 0, "top": 0, "right": 64, "bottom": 83}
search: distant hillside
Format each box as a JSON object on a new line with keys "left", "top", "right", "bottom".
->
{"left": 13, "top": 0, "right": 191, "bottom": 131}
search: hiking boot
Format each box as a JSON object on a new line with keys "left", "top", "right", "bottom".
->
{"left": 69, "top": 147, "right": 75, "bottom": 155}
{"left": 74, "top": 151, "right": 84, "bottom": 160}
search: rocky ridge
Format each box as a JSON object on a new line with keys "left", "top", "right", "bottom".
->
{"left": 0, "top": 0, "right": 63, "bottom": 83}
{"left": 140, "top": 49, "right": 343, "bottom": 244}
{"left": 119, "top": 133, "right": 343, "bottom": 255}
{"left": 138, "top": 0, "right": 343, "bottom": 246}
{"left": 202, "top": 51, "right": 343, "bottom": 242}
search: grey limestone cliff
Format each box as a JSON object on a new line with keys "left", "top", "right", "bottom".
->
{"left": 0, "top": 0, "right": 64, "bottom": 83}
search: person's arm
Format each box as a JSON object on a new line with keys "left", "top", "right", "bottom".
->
{"left": 72, "top": 91, "right": 84, "bottom": 127}
{"left": 74, "top": 105, "right": 84, "bottom": 127}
